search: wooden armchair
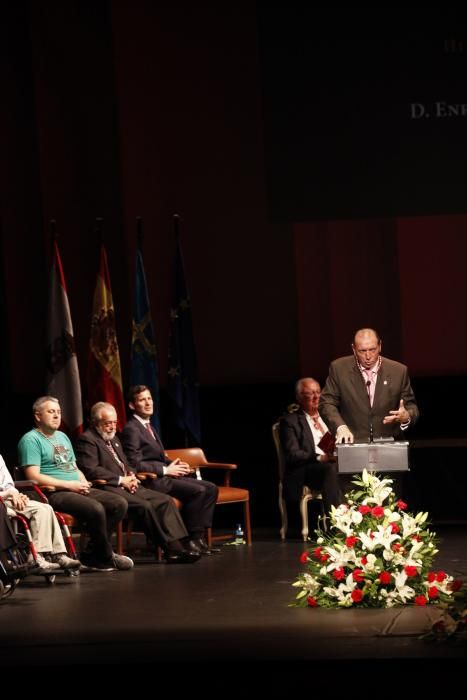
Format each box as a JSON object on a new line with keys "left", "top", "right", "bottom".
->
{"left": 165, "top": 447, "right": 251, "bottom": 546}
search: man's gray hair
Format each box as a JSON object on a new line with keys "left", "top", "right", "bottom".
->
{"left": 295, "top": 377, "right": 319, "bottom": 399}
{"left": 90, "top": 402, "right": 115, "bottom": 424}
{"left": 32, "top": 395, "right": 59, "bottom": 415}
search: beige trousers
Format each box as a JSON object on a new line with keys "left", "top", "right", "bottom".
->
{"left": 7, "top": 500, "right": 66, "bottom": 554}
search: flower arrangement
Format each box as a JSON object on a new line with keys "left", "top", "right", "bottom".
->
{"left": 292, "top": 469, "right": 457, "bottom": 609}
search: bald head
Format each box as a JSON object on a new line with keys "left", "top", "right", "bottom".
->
{"left": 352, "top": 328, "right": 382, "bottom": 369}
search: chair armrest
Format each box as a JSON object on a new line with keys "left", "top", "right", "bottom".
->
{"left": 14, "top": 480, "right": 38, "bottom": 488}
{"left": 136, "top": 472, "right": 158, "bottom": 481}
{"left": 15, "top": 480, "right": 50, "bottom": 503}
{"left": 91, "top": 479, "right": 108, "bottom": 485}
{"left": 199, "top": 462, "right": 237, "bottom": 487}
{"left": 201, "top": 462, "right": 237, "bottom": 470}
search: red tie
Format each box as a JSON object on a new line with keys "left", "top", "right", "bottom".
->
{"left": 145, "top": 422, "right": 156, "bottom": 440}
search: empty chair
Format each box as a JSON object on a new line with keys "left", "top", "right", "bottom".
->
{"left": 165, "top": 447, "right": 252, "bottom": 546}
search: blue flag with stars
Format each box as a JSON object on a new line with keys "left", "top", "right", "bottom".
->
{"left": 130, "top": 247, "right": 161, "bottom": 434}
{"left": 167, "top": 235, "right": 201, "bottom": 444}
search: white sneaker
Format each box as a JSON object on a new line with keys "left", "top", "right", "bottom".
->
{"left": 35, "top": 553, "right": 60, "bottom": 571}
{"left": 52, "top": 553, "right": 81, "bottom": 569}
{"left": 112, "top": 553, "right": 134, "bottom": 570}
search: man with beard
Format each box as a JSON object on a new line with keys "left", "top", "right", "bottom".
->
{"left": 75, "top": 402, "right": 199, "bottom": 564}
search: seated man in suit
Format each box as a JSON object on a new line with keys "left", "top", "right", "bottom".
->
{"left": 279, "top": 377, "right": 342, "bottom": 516}
{"left": 75, "top": 402, "right": 199, "bottom": 564}
{"left": 121, "top": 385, "right": 219, "bottom": 556}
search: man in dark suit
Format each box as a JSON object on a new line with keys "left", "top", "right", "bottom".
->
{"left": 319, "top": 328, "right": 419, "bottom": 443}
{"left": 75, "top": 402, "right": 200, "bottom": 564}
{"left": 279, "top": 377, "right": 342, "bottom": 514}
{"left": 121, "top": 386, "right": 219, "bottom": 556}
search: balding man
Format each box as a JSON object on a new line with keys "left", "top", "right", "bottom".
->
{"left": 319, "top": 328, "right": 419, "bottom": 444}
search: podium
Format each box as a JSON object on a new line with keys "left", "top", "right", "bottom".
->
{"left": 336, "top": 441, "right": 410, "bottom": 473}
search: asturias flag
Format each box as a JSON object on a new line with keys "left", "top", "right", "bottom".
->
{"left": 87, "top": 245, "right": 126, "bottom": 431}
{"left": 167, "top": 235, "right": 201, "bottom": 444}
{"left": 45, "top": 241, "right": 83, "bottom": 437}
{"left": 130, "top": 246, "right": 161, "bottom": 433}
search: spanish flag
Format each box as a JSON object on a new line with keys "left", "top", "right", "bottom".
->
{"left": 87, "top": 245, "right": 126, "bottom": 430}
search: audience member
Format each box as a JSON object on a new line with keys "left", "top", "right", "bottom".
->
{"left": 18, "top": 396, "right": 133, "bottom": 572}
{"left": 75, "top": 402, "right": 200, "bottom": 563}
{"left": 279, "top": 377, "right": 342, "bottom": 515}
{"left": 121, "top": 386, "right": 220, "bottom": 555}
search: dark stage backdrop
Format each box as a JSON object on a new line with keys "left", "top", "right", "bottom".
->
{"left": 1, "top": 3, "right": 467, "bottom": 526}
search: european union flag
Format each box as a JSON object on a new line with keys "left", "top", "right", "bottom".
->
{"left": 130, "top": 246, "right": 161, "bottom": 434}
{"left": 167, "top": 233, "right": 201, "bottom": 444}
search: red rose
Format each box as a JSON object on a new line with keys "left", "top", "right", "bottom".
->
{"left": 404, "top": 566, "right": 418, "bottom": 577}
{"left": 351, "top": 589, "right": 363, "bottom": 603}
{"left": 358, "top": 505, "right": 371, "bottom": 515}
{"left": 300, "top": 551, "right": 308, "bottom": 564}
{"left": 427, "top": 571, "right": 436, "bottom": 583}
{"left": 307, "top": 596, "right": 318, "bottom": 607}
{"left": 428, "top": 586, "right": 439, "bottom": 599}
{"left": 361, "top": 556, "right": 368, "bottom": 565}
{"left": 436, "top": 571, "right": 447, "bottom": 582}
{"left": 314, "top": 547, "right": 322, "bottom": 558}
{"left": 379, "top": 571, "right": 391, "bottom": 585}
{"left": 390, "top": 523, "right": 400, "bottom": 534}
{"left": 397, "top": 500, "right": 408, "bottom": 510}
{"left": 345, "top": 536, "right": 358, "bottom": 547}
{"left": 333, "top": 567, "right": 345, "bottom": 580}
{"left": 371, "top": 506, "right": 385, "bottom": 518}
{"left": 415, "top": 595, "right": 427, "bottom": 606}
{"left": 352, "top": 569, "right": 364, "bottom": 582}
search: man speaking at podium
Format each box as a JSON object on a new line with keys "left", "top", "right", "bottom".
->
{"left": 319, "top": 328, "right": 419, "bottom": 444}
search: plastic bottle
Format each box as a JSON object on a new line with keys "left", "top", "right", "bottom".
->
{"left": 234, "top": 523, "right": 244, "bottom": 544}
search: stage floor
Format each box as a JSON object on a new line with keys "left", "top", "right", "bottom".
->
{"left": 1, "top": 527, "right": 466, "bottom": 684}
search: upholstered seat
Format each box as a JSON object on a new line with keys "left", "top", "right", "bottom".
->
{"left": 165, "top": 447, "right": 251, "bottom": 545}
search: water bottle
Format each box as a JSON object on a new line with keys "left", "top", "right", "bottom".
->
{"left": 234, "top": 523, "right": 244, "bottom": 544}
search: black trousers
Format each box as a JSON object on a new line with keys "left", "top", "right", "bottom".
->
{"left": 146, "top": 476, "right": 218, "bottom": 535}
{"left": 100, "top": 484, "right": 187, "bottom": 547}
{"left": 47, "top": 488, "right": 128, "bottom": 563}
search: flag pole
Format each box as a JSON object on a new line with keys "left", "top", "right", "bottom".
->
{"left": 136, "top": 216, "right": 143, "bottom": 250}
{"left": 95, "top": 217, "right": 104, "bottom": 245}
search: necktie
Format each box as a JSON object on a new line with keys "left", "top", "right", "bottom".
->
{"left": 145, "top": 422, "right": 158, "bottom": 442}
{"left": 105, "top": 440, "right": 125, "bottom": 473}
{"left": 310, "top": 414, "right": 325, "bottom": 435}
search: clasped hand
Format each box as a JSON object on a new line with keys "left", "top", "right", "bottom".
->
{"left": 166, "top": 458, "right": 193, "bottom": 478}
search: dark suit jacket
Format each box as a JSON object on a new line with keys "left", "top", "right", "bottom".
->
{"left": 121, "top": 417, "right": 168, "bottom": 476}
{"left": 279, "top": 410, "right": 323, "bottom": 501}
{"left": 75, "top": 428, "right": 134, "bottom": 486}
{"left": 319, "top": 355, "right": 419, "bottom": 442}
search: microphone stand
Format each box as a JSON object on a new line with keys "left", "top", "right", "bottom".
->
{"left": 366, "top": 380, "right": 374, "bottom": 443}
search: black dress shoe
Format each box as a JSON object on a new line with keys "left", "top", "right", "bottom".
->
{"left": 164, "top": 550, "right": 200, "bottom": 564}
{"left": 190, "top": 537, "right": 221, "bottom": 555}
{"left": 185, "top": 539, "right": 203, "bottom": 555}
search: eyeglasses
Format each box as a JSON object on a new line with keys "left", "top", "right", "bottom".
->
{"left": 100, "top": 420, "right": 118, "bottom": 427}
